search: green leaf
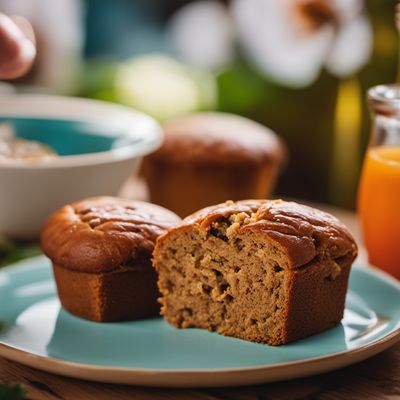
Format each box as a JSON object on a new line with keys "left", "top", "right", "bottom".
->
{"left": 217, "top": 63, "right": 272, "bottom": 113}
{"left": 0, "top": 321, "right": 7, "bottom": 333}
{"left": 0, "top": 237, "right": 40, "bottom": 268}
{"left": 0, "top": 383, "right": 26, "bottom": 400}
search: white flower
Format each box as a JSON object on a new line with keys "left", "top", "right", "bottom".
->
{"left": 232, "top": 0, "right": 373, "bottom": 87}
{"left": 167, "top": 0, "right": 234, "bottom": 70}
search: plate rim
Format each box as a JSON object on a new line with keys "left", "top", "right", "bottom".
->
{"left": 0, "top": 332, "right": 399, "bottom": 387}
{"left": 0, "top": 256, "right": 399, "bottom": 387}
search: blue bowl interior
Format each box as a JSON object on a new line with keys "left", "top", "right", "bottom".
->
{"left": 0, "top": 117, "right": 139, "bottom": 156}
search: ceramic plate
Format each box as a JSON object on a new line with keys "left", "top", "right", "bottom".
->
{"left": 0, "top": 256, "right": 399, "bottom": 388}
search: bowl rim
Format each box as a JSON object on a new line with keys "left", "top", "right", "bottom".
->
{"left": 0, "top": 94, "right": 163, "bottom": 169}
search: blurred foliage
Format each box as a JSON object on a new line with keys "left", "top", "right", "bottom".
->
{"left": 79, "top": 60, "right": 120, "bottom": 103}
{"left": 217, "top": 63, "right": 274, "bottom": 113}
{"left": 0, "top": 384, "right": 26, "bottom": 400}
{"left": 0, "top": 237, "right": 40, "bottom": 268}
{"left": 224, "top": 70, "right": 339, "bottom": 204}
{"left": 115, "top": 55, "right": 216, "bottom": 121}
{"left": 79, "top": 55, "right": 216, "bottom": 121}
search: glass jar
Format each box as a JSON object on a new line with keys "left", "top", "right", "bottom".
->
{"left": 358, "top": 84, "right": 400, "bottom": 280}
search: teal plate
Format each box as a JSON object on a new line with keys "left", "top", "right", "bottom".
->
{"left": 0, "top": 256, "right": 399, "bottom": 387}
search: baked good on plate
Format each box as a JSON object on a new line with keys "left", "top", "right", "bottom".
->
{"left": 142, "top": 112, "right": 285, "bottom": 217}
{"left": 153, "top": 199, "right": 357, "bottom": 345}
{"left": 41, "top": 196, "right": 180, "bottom": 322}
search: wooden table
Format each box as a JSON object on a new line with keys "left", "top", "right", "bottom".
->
{"left": 0, "top": 204, "right": 399, "bottom": 400}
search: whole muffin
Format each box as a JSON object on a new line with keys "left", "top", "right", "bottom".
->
{"left": 142, "top": 112, "right": 285, "bottom": 217}
{"left": 41, "top": 196, "right": 180, "bottom": 322}
{"left": 153, "top": 199, "right": 357, "bottom": 345}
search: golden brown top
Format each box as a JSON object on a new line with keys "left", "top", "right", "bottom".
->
{"left": 41, "top": 197, "right": 181, "bottom": 273}
{"left": 147, "top": 112, "right": 284, "bottom": 166}
{"left": 167, "top": 199, "right": 357, "bottom": 269}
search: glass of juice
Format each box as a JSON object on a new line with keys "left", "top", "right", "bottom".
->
{"left": 358, "top": 84, "right": 400, "bottom": 280}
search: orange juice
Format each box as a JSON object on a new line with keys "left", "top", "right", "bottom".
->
{"left": 358, "top": 146, "right": 400, "bottom": 279}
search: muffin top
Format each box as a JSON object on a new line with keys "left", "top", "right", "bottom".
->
{"left": 147, "top": 112, "right": 284, "bottom": 166}
{"left": 41, "top": 196, "right": 180, "bottom": 273}
{"left": 159, "top": 199, "right": 357, "bottom": 270}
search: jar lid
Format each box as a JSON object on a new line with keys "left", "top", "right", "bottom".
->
{"left": 368, "top": 84, "right": 400, "bottom": 117}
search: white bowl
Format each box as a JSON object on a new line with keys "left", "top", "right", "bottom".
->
{"left": 0, "top": 94, "right": 163, "bottom": 239}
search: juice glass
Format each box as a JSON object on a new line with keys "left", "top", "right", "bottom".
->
{"left": 358, "top": 84, "right": 400, "bottom": 280}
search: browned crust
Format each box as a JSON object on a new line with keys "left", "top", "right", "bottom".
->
{"left": 52, "top": 263, "right": 160, "bottom": 322}
{"left": 41, "top": 197, "right": 181, "bottom": 273}
{"left": 156, "top": 200, "right": 358, "bottom": 270}
{"left": 283, "top": 262, "right": 352, "bottom": 344}
{"left": 146, "top": 112, "right": 285, "bottom": 166}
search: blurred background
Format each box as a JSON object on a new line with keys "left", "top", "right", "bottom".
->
{"left": 0, "top": 0, "right": 398, "bottom": 209}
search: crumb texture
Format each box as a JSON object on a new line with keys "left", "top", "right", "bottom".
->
{"left": 154, "top": 200, "right": 357, "bottom": 345}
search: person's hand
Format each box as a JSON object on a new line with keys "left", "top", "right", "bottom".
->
{"left": 0, "top": 13, "right": 36, "bottom": 79}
